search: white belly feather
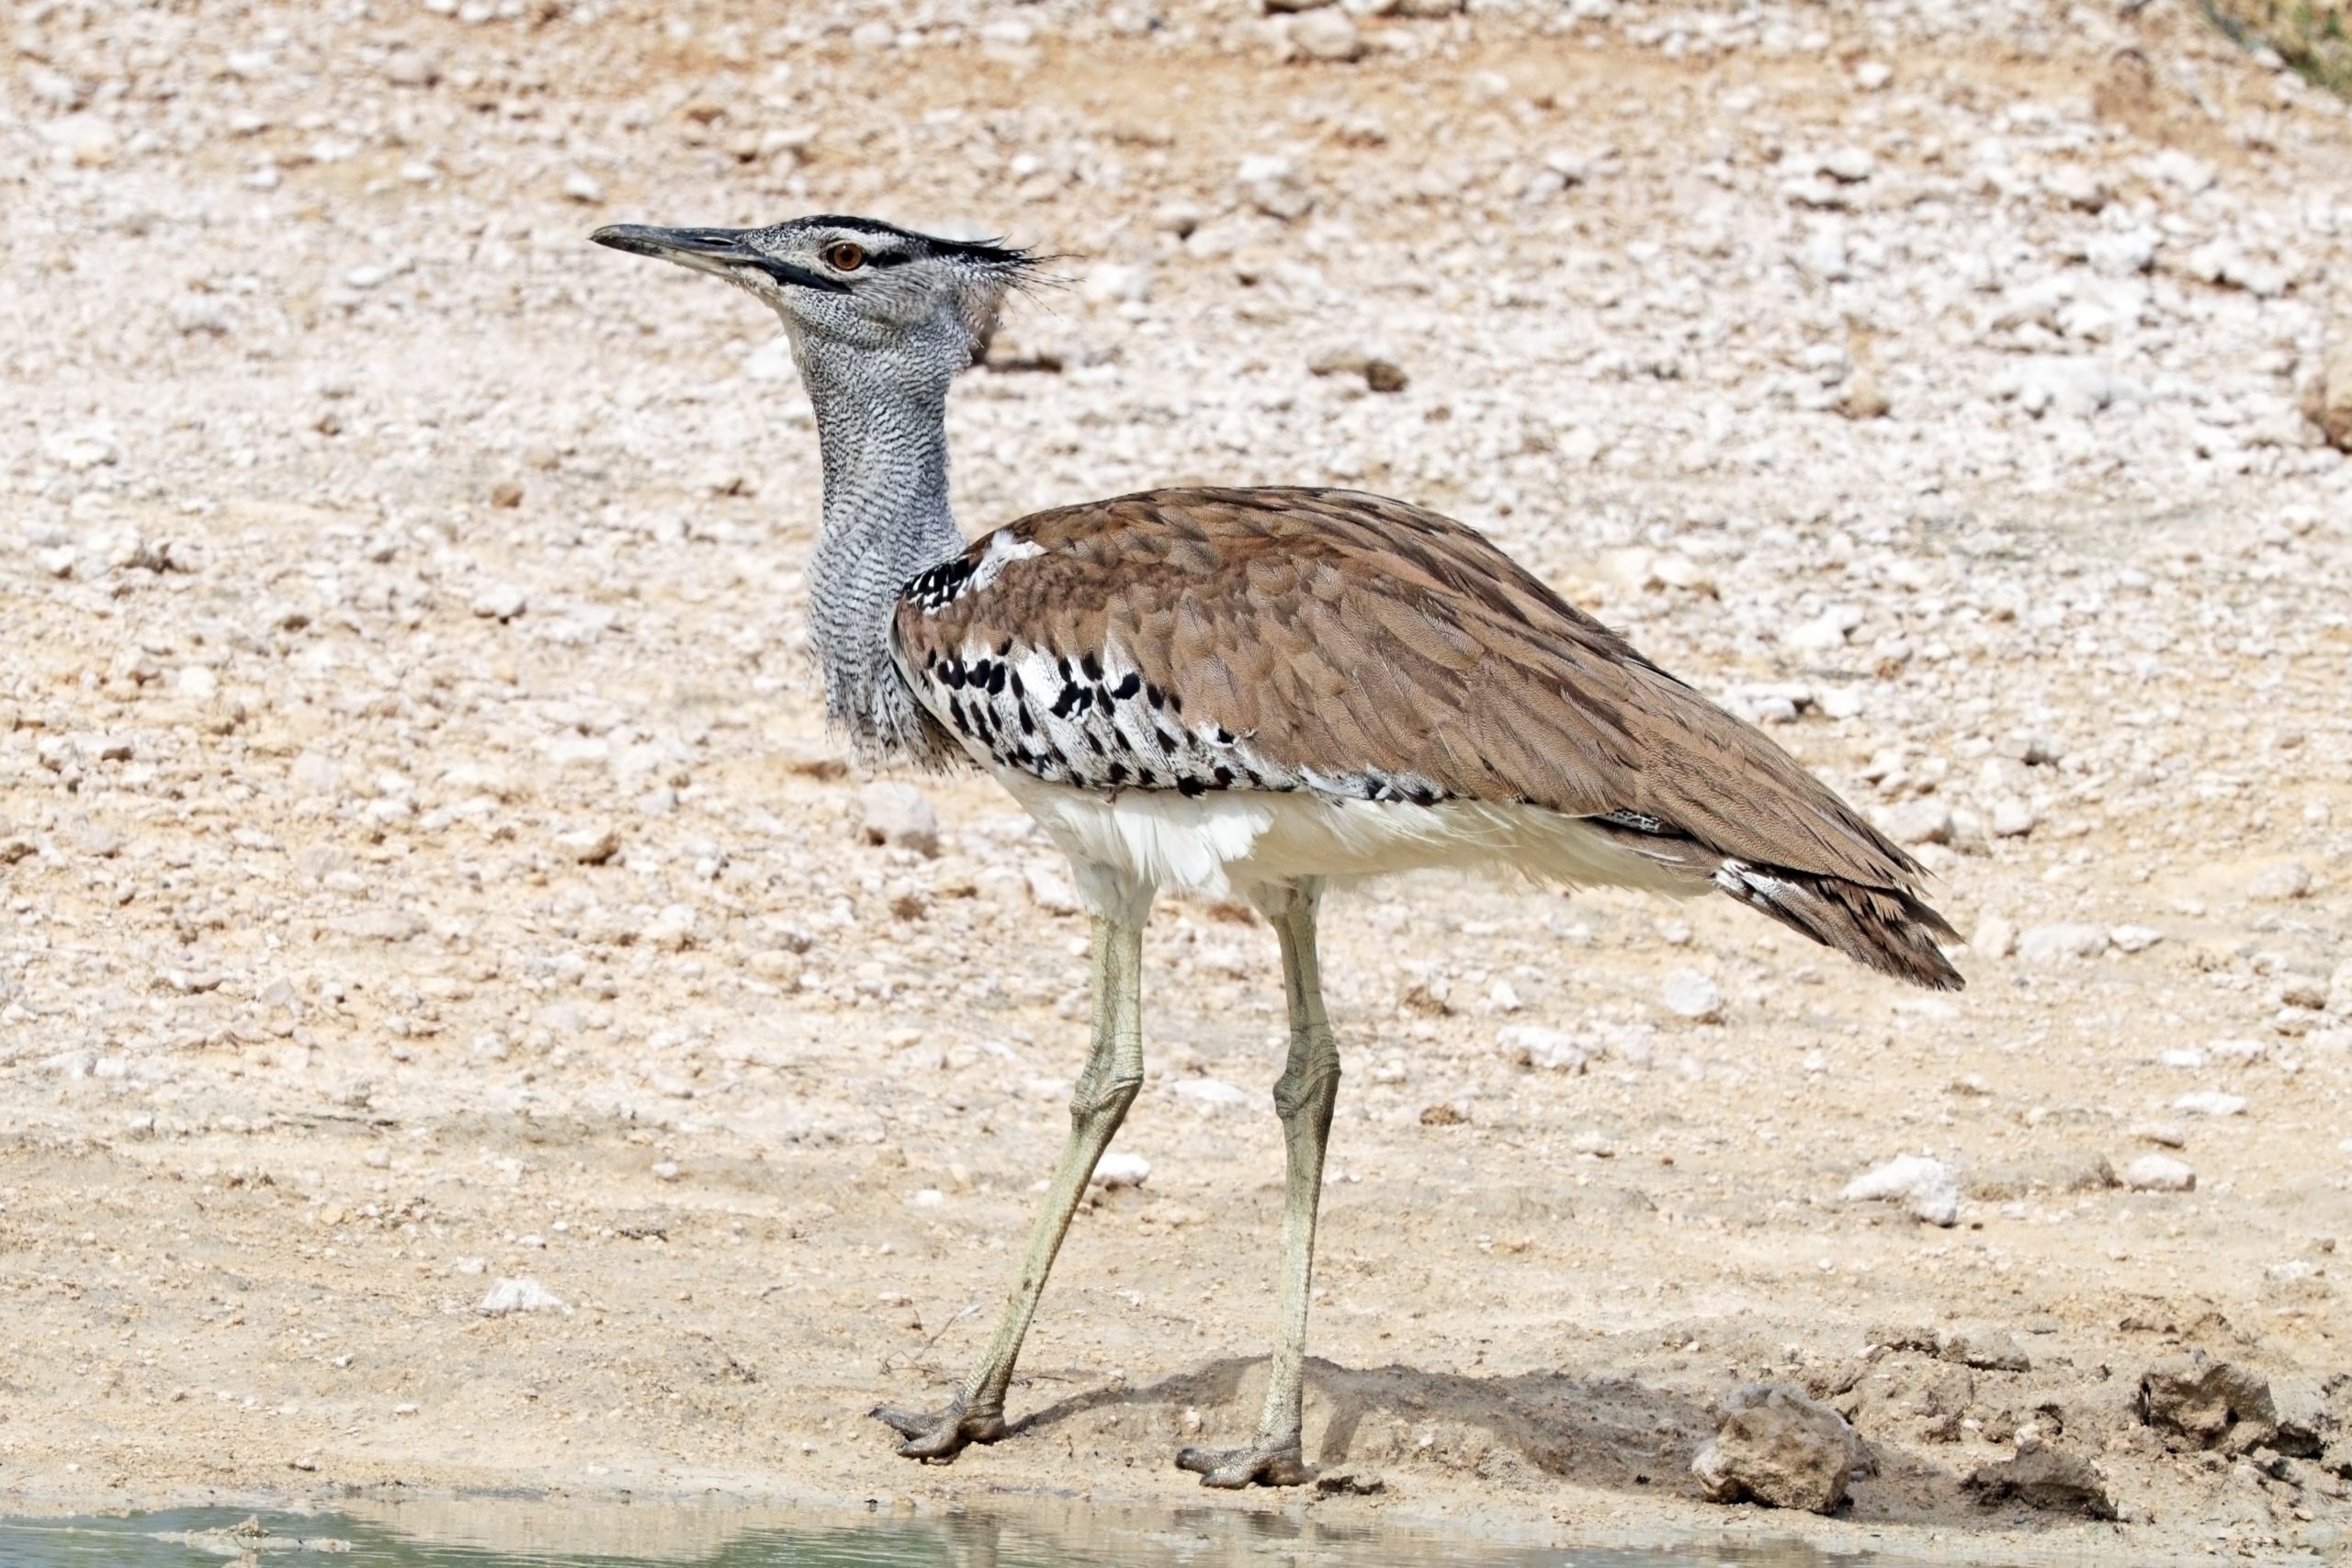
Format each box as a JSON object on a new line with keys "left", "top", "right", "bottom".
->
{"left": 993, "top": 767, "right": 1703, "bottom": 922}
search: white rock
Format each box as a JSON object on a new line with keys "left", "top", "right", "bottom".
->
{"left": 2148, "top": 149, "right": 2216, "bottom": 192}
{"left": 2173, "top": 1091, "right": 2247, "bottom": 1118}
{"left": 1842, "top": 1154, "right": 1959, "bottom": 1227}
{"left": 858, "top": 781, "right": 940, "bottom": 857}
{"left": 381, "top": 49, "right": 438, "bottom": 85}
{"left": 555, "top": 825, "right": 619, "bottom": 864}
{"left": 1172, "top": 1077, "right": 1252, "bottom": 1108}
{"left": 1782, "top": 607, "right": 1859, "bottom": 652}
{"left": 479, "top": 1277, "right": 571, "bottom": 1315}
{"left": 561, "top": 170, "right": 605, "bottom": 205}
{"left": 1024, "top": 864, "right": 1080, "bottom": 915}
{"left": 1238, "top": 154, "right": 1314, "bottom": 220}
{"left": 175, "top": 666, "right": 220, "bottom": 700}
{"left": 2018, "top": 923, "right": 2109, "bottom": 963}
{"left": 1853, "top": 60, "right": 1893, "bottom": 90}
{"left": 1792, "top": 227, "right": 1850, "bottom": 283}
{"left": 643, "top": 905, "right": 696, "bottom": 951}
{"left": 1499, "top": 1024, "right": 1591, "bottom": 1073}
{"left": 1080, "top": 263, "right": 1153, "bottom": 305}
{"left": 2000, "top": 356, "right": 2129, "bottom": 419}
{"left": 1820, "top": 147, "right": 1875, "bottom": 183}
{"left": 2247, "top": 861, "right": 2312, "bottom": 902}
{"left": 1091, "top": 1151, "right": 1151, "bottom": 1189}
{"left": 2111, "top": 925, "right": 2165, "bottom": 954}
{"left": 1661, "top": 969, "right": 1724, "bottom": 1023}
{"left": 1988, "top": 798, "right": 2040, "bottom": 838}
{"left": 290, "top": 750, "right": 341, "bottom": 796}
{"left": 1971, "top": 913, "right": 2018, "bottom": 958}
{"left": 470, "top": 582, "right": 526, "bottom": 620}
{"left": 39, "top": 113, "right": 118, "bottom": 165}
{"left": 41, "top": 425, "right": 119, "bottom": 470}
{"left": 1291, "top": 7, "right": 1364, "bottom": 60}
{"left": 650, "top": 1160, "right": 682, "bottom": 1181}
{"left": 2086, "top": 229, "right": 2159, "bottom": 277}
{"left": 2122, "top": 1155, "right": 2195, "bottom": 1192}
{"left": 1879, "top": 798, "right": 1954, "bottom": 846}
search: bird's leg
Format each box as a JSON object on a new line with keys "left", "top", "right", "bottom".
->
{"left": 872, "top": 913, "right": 1145, "bottom": 1462}
{"left": 1179, "top": 879, "right": 1338, "bottom": 1489}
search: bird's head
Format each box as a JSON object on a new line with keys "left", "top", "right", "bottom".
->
{"left": 591, "top": 213, "right": 1035, "bottom": 380}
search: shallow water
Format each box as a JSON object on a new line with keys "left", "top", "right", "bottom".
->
{"left": 0, "top": 1500, "right": 1997, "bottom": 1568}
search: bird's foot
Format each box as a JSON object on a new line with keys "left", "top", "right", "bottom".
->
{"left": 870, "top": 1393, "right": 1008, "bottom": 1463}
{"left": 1175, "top": 1438, "right": 1313, "bottom": 1489}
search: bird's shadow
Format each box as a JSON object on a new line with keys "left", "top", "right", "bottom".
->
{"left": 1010, "top": 1356, "right": 1995, "bottom": 1527}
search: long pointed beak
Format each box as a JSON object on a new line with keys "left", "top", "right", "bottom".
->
{"left": 588, "top": 224, "right": 849, "bottom": 293}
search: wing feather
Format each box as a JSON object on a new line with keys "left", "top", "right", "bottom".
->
{"left": 893, "top": 485, "right": 1924, "bottom": 894}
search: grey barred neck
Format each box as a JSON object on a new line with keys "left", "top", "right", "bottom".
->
{"left": 798, "top": 338, "right": 969, "bottom": 762}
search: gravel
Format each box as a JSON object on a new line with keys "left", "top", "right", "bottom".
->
{"left": 0, "top": 0, "right": 2345, "bottom": 1552}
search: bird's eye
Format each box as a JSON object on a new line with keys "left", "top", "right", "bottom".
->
{"left": 824, "top": 242, "right": 867, "bottom": 273}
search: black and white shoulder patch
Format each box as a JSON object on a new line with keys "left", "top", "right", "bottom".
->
{"left": 899, "top": 528, "right": 1043, "bottom": 616}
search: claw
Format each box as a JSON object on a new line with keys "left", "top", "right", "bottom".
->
{"left": 868, "top": 1393, "right": 1008, "bottom": 1462}
{"left": 1174, "top": 1441, "right": 1314, "bottom": 1488}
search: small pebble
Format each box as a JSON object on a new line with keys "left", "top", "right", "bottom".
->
{"left": 478, "top": 1277, "right": 571, "bottom": 1315}
{"left": 2122, "top": 1154, "right": 2196, "bottom": 1192}
{"left": 2247, "top": 862, "right": 2312, "bottom": 902}
{"left": 469, "top": 582, "right": 526, "bottom": 621}
{"left": 1091, "top": 1152, "right": 1151, "bottom": 1189}
{"left": 1661, "top": 969, "right": 1724, "bottom": 1023}
{"left": 1842, "top": 1155, "right": 1960, "bottom": 1227}
{"left": 2018, "top": 923, "right": 2109, "bottom": 964}
{"left": 555, "top": 825, "right": 619, "bottom": 865}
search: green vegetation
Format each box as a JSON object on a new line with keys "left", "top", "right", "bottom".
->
{"left": 2203, "top": 0, "right": 2352, "bottom": 100}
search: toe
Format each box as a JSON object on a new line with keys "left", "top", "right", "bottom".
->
{"left": 897, "top": 1428, "right": 966, "bottom": 1461}
{"left": 870, "top": 1404, "right": 933, "bottom": 1439}
{"left": 1174, "top": 1444, "right": 1310, "bottom": 1488}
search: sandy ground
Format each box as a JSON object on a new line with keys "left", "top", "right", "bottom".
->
{"left": 4, "top": 0, "right": 2351, "bottom": 1562}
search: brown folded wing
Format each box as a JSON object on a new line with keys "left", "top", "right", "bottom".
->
{"left": 895, "top": 485, "right": 1927, "bottom": 898}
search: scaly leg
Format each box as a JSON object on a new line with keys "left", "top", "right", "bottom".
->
{"left": 873, "top": 913, "right": 1145, "bottom": 1461}
{"left": 1179, "top": 878, "right": 1339, "bottom": 1488}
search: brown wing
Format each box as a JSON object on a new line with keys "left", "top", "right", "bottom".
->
{"left": 895, "top": 486, "right": 1925, "bottom": 898}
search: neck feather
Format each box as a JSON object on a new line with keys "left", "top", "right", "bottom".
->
{"left": 799, "top": 342, "right": 967, "bottom": 760}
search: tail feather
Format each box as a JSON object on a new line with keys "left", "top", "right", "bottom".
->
{"left": 1713, "top": 859, "right": 1963, "bottom": 991}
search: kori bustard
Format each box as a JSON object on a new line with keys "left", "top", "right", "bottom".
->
{"left": 592, "top": 214, "right": 1961, "bottom": 1488}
